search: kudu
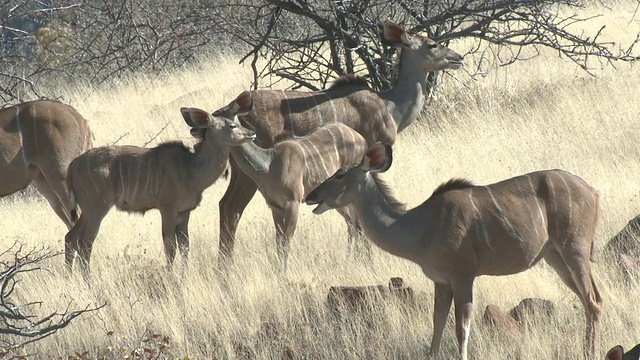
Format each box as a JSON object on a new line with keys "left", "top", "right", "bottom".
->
{"left": 305, "top": 143, "right": 603, "bottom": 360}
{"left": 0, "top": 99, "right": 92, "bottom": 229}
{"left": 607, "top": 345, "right": 640, "bottom": 360}
{"left": 64, "top": 110, "right": 255, "bottom": 273}
{"left": 184, "top": 91, "right": 369, "bottom": 272}
{"left": 215, "top": 19, "right": 464, "bottom": 271}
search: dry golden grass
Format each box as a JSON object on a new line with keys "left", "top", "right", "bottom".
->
{"left": 1, "top": 2, "right": 640, "bottom": 359}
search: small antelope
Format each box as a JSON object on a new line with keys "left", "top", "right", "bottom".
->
{"left": 182, "top": 90, "right": 369, "bottom": 272}
{"left": 0, "top": 99, "right": 92, "bottom": 229}
{"left": 215, "top": 19, "right": 464, "bottom": 271}
{"left": 305, "top": 143, "right": 603, "bottom": 360}
{"left": 606, "top": 345, "right": 640, "bottom": 360}
{"left": 64, "top": 110, "right": 255, "bottom": 273}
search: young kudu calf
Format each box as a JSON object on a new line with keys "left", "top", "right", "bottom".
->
{"left": 0, "top": 99, "right": 92, "bottom": 229}
{"left": 64, "top": 110, "right": 255, "bottom": 273}
{"left": 214, "top": 19, "right": 464, "bottom": 271}
{"left": 305, "top": 144, "right": 603, "bottom": 360}
{"left": 183, "top": 91, "right": 369, "bottom": 272}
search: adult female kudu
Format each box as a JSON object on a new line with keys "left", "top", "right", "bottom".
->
{"left": 305, "top": 143, "right": 603, "bottom": 360}
{"left": 183, "top": 91, "right": 369, "bottom": 272}
{"left": 0, "top": 99, "right": 92, "bottom": 229}
{"left": 214, "top": 19, "right": 464, "bottom": 272}
{"left": 64, "top": 110, "right": 255, "bottom": 274}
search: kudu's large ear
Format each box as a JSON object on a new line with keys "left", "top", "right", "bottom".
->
{"left": 361, "top": 142, "right": 392, "bottom": 173}
{"left": 605, "top": 345, "right": 624, "bottom": 360}
{"left": 227, "top": 90, "right": 253, "bottom": 116}
{"left": 180, "top": 107, "right": 212, "bottom": 128}
{"left": 381, "top": 19, "right": 420, "bottom": 50}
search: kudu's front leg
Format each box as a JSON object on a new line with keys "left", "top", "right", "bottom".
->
{"left": 271, "top": 203, "right": 300, "bottom": 275}
{"left": 160, "top": 207, "right": 179, "bottom": 270}
{"left": 430, "top": 282, "right": 453, "bottom": 358}
{"left": 176, "top": 211, "right": 191, "bottom": 270}
{"left": 218, "top": 159, "right": 257, "bottom": 273}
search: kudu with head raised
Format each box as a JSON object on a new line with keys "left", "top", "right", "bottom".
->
{"left": 0, "top": 99, "right": 92, "bottom": 229}
{"left": 64, "top": 110, "right": 255, "bottom": 273}
{"left": 305, "top": 144, "right": 603, "bottom": 360}
{"left": 184, "top": 91, "right": 369, "bottom": 272}
{"left": 215, "top": 19, "right": 464, "bottom": 271}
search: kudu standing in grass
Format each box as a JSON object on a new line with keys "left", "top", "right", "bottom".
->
{"left": 183, "top": 91, "right": 369, "bottom": 272}
{"left": 64, "top": 110, "right": 255, "bottom": 273}
{"left": 214, "top": 19, "right": 464, "bottom": 271}
{"left": 0, "top": 99, "right": 92, "bottom": 229}
{"left": 305, "top": 143, "right": 603, "bottom": 360}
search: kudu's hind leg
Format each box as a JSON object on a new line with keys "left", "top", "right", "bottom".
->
{"left": 33, "top": 171, "right": 73, "bottom": 229}
{"left": 65, "top": 215, "right": 87, "bottom": 270}
{"left": 218, "top": 159, "right": 257, "bottom": 272}
{"left": 75, "top": 212, "right": 106, "bottom": 275}
{"left": 544, "top": 246, "right": 603, "bottom": 359}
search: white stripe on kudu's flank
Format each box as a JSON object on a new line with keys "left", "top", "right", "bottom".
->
{"left": 132, "top": 158, "right": 143, "bottom": 199}
{"left": 310, "top": 95, "right": 323, "bottom": 126}
{"left": 468, "top": 190, "right": 492, "bottom": 251}
{"left": 144, "top": 158, "right": 154, "bottom": 198}
{"left": 334, "top": 124, "right": 351, "bottom": 165}
{"left": 259, "top": 92, "right": 271, "bottom": 133}
{"left": 118, "top": 151, "right": 126, "bottom": 198}
{"left": 547, "top": 175, "right": 560, "bottom": 237}
{"left": 321, "top": 127, "right": 339, "bottom": 170}
{"left": 485, "top": 186, "right": 522, "bottom": 242}
{"left": 526, "top": 175, "right": 546, "bottom": 233}
{"left": 324, "top": 93, "right": 338, "bottom": 123}
{"left": 305, "top": 138, "right": 330, "bottom": 177}
{"left": 15, "top": 107, "right": 28, "bottom": 165}
{"left": 87, "top": 155, "right": 100, "bottom": 195}
{"left": 515, "top": 177, "right": 539, "bottom": 238}
{"left": 557, "top": 172, "right": 573, "bottom": 229}
{"left": 295, "top": 142, "right": 311, "bottom": 186}
{"left": 281, "top": 90, "right": 295, "bottom": 136}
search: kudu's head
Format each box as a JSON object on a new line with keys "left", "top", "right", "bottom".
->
{"left": 305, "top": 142, "right": 393, "bottom": 214}
{"left": 180, "top": 91, "right": 255, "bottom": 145}
{"left": 382, "top": 19, "right": 464, "bottom": 72}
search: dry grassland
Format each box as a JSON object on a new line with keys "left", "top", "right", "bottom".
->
{"left": 1, "top": 2, "right": 639, "bottom": 359}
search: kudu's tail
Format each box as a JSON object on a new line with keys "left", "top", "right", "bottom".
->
{"left": 66, "top": 169, "right": 79, "bottom": 223}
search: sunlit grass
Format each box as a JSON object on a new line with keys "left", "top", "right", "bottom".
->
{"left": 1, "top": 2, "right": 640, "bottom": 358}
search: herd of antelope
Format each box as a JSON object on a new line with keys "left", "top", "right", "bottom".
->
{"left": 0, "top": 19, "right": 634, "bottom": 360}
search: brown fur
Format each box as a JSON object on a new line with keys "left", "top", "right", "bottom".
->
{"left": 0, "top": 99, "right": 92, "bottom": 229}
{"left": 330, "top": 74, "right": 370, "bottom": 89}
{"left": 431, "top": 178, "right": 475, "bottom": 196}
{"left": 306, "top": 145, "right": 603, "bottom": 360}
{"left": 214, "top": 19, "right": 464, "bottom": 272}
{"left": 64, "top": 111, "right": 254, "bottom": 274}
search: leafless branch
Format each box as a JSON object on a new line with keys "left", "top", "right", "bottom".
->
{"left": 0, "top": 243, "right": 105, "bottom": 355}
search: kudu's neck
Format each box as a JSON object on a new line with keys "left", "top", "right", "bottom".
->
{"left": 352, "top": 174, "right": 426, "bottom": 263}
{"left": 378, "top": 50, "right": 429, "bottom": 133}
{"left": 229, "top": 141, "right": 274, "bottom": 182}
{"left": 190, "top": 133, "right": 231, "bottom": 191}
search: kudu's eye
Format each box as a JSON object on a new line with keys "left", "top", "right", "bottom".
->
{"left": 335, "top": 169, "right": 346, "bottom": 179}
{"left": 229, "top": 123, "right": 237, "bottom": 129}
{"left": 427, "top": 43, "right": 438, "bottom": 49}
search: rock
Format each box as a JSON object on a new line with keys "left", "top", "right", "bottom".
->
{"left": 326, "top": 277, "right": 415, "bottom": 313}
{"left": 509, "top": 298, "right": 555, "bottom": 323}
{"left": 483, "top": 304, "right": 521, "bottom": 338}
